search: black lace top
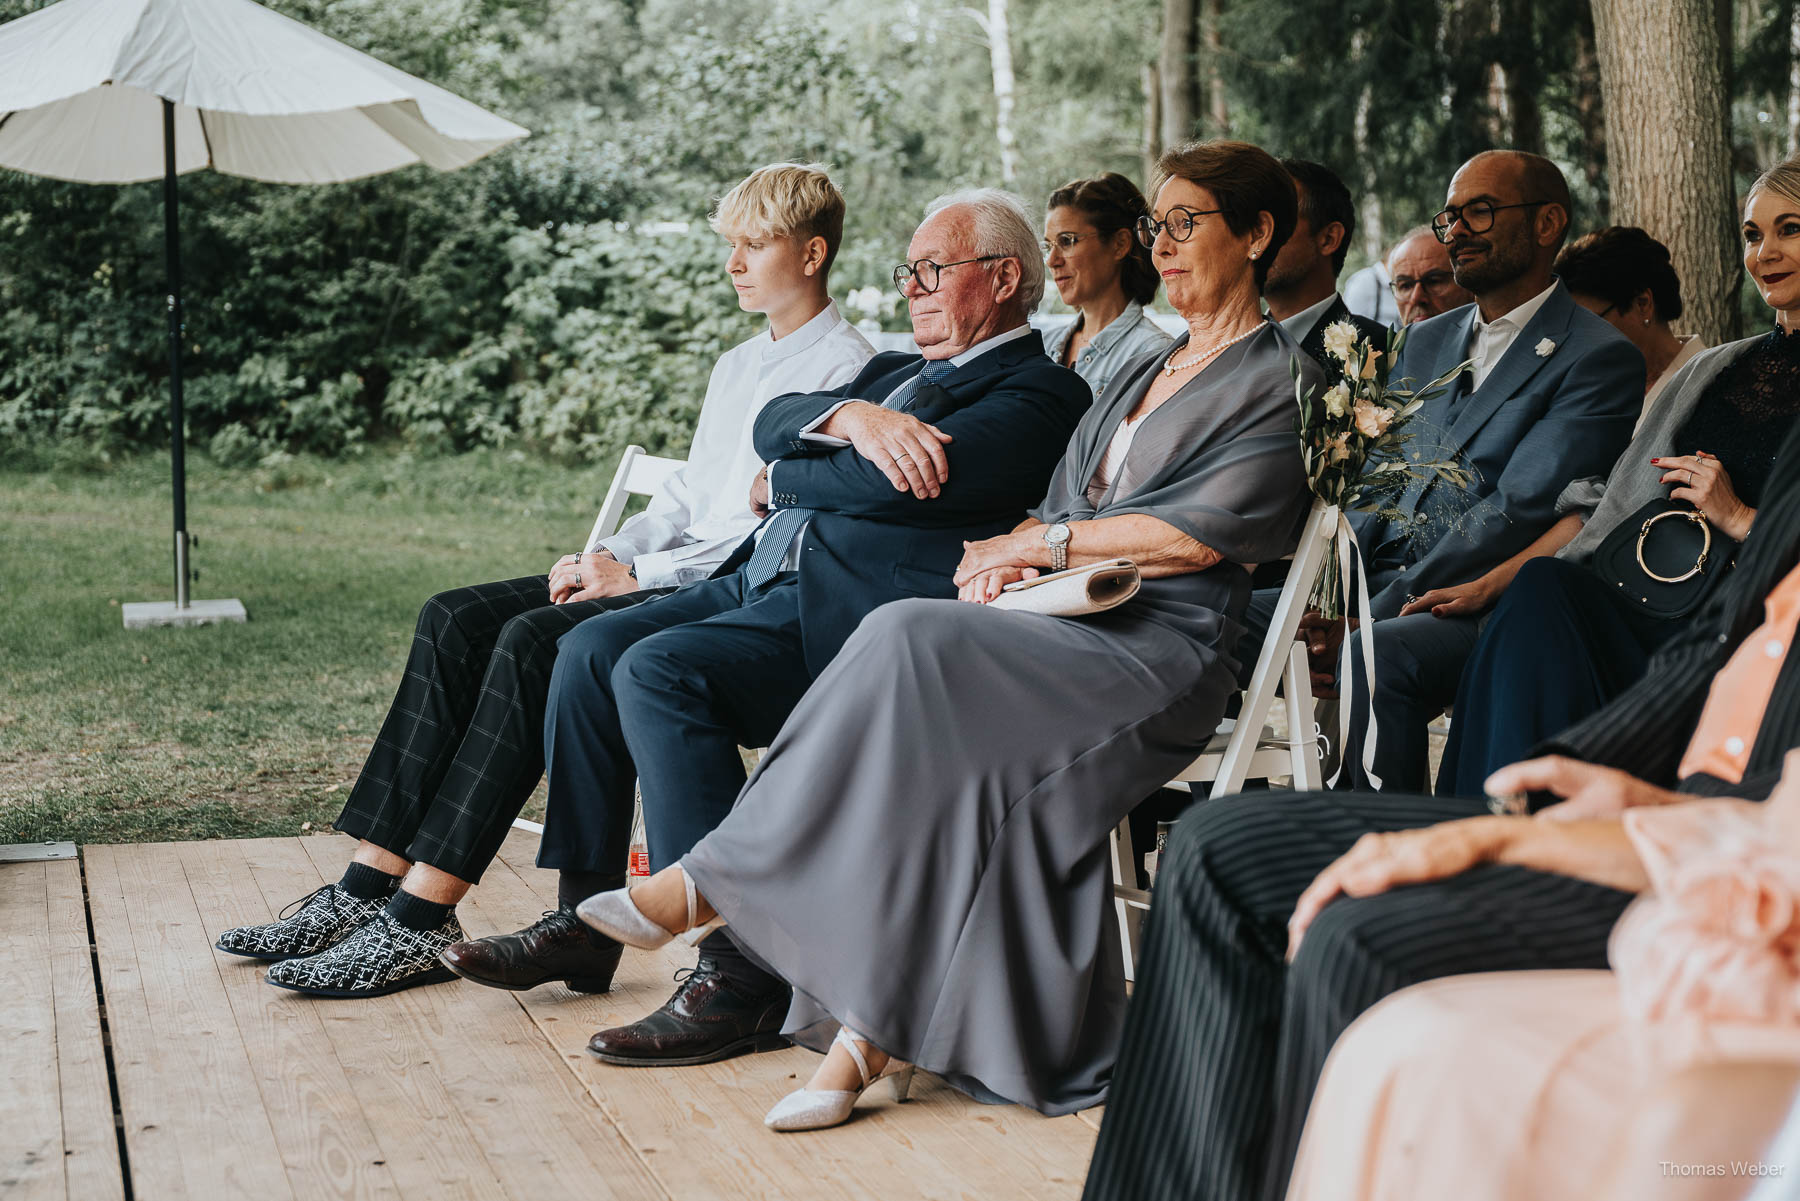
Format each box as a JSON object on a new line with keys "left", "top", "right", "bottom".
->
{"left": 1674, "top": 327, "right": 1800, "bottom": 507}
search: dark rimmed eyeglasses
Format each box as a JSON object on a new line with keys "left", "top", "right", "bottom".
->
{"left": 892, "top": 255, "right": 1004, "bottom": 295}
{"left": 1134, "top": 206, "right": 1224, "bottom": 248}
{"left": 1389, "top": 270, "right": 1458, "bottom": 295}
{"left": 1430, "top": 200, "right": 1550, "bottom": 243}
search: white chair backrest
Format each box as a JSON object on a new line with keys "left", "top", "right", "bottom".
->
{"left": 583, "top": 444, "right": 687, "bottom": 549}
{"left": 1202, "top": 498, "right": 1335, "bottom": 797}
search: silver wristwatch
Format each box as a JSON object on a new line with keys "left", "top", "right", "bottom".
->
{"left": 1043, "top": 522, "right": 1071, "bottom": 573}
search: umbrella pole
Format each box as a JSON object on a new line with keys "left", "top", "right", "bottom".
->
{"left": 162, "top": 97, "right": 188, "bottom": 609}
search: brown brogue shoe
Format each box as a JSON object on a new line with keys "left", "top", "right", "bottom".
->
{"left": 440, "top": 904, "right": 622, "bottom": 993}
{"left": 586, "top": 958, "right": 790, "bottom": 1066}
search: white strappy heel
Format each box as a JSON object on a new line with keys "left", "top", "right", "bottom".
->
{"left": 575, "top": 865, "right": 725, "bottom": 950}
{"left": 763, "top": 1027, "right": 916, "bottom": 1132}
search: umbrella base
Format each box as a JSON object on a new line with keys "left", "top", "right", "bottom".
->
{"left": 122, "top": 598, "right": 247, "bottom": 629}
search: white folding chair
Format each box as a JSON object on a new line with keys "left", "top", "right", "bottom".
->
{"left": 1110, "top": 499, "right": 1336, "bottom": 978}
{"left": 511, "top": 444, "right": 687, "bottom": 838}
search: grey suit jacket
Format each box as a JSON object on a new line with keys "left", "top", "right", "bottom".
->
{"left": 1350, "top": 281, "right": 1644, "bottom": 619}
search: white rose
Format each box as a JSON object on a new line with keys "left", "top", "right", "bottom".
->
{"left": 1322, "top": 381, "right": 1352, "bottom": 418}
{"left": 1322, "top": 321, "right": 1361, "bottom": 364}
{"left": 1535, "top": 337, "right": 1556, "bottom": 358}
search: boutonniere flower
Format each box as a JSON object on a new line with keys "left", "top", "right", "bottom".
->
{"left": 1535, "top": 338, "right": 1556, "bottom": 358}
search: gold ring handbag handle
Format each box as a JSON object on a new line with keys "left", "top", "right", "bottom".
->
{"left": 1636, "top": 509, "right": 1712, "bottom": 584}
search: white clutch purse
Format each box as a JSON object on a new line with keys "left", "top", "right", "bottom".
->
{"left": 988, "top": 558, "right": 1141, "bottom": 617}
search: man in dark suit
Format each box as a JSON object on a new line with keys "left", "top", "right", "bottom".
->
{"left": 1263, "top": 159, "right": 1389, "bottom": 381}
{"left": 1316, "top": 150, "right": 1644, "bottom": 789}
{"left": 1083, "top": 418, "right": 1800, "bottom": 1201}
{"left": 444, "top": 189, "right": 1092, "bottom": 1066}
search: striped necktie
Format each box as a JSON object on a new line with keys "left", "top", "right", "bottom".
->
{"left": 742, "top": 358, "right": 958, "bottom": 588}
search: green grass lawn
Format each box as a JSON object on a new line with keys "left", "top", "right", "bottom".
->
{"left": 0, "top": 443, "right": 625, "bottom": 844}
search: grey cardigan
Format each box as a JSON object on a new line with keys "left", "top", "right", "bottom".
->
{"left": 1557, "top": 334, "right": 1761, "bottom": 564}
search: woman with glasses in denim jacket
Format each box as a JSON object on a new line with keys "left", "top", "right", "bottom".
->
{"left": 1042, "top": 173, "right": 1173, "bottom": 399}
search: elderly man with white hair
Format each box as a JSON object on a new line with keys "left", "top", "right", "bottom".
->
{"left": 528, "top": 188, "right": 1091, "bottom": 1068}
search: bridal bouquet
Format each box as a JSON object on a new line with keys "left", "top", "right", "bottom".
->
{"left": 1294, "top": 321, "right": 1471, "bottom": 620}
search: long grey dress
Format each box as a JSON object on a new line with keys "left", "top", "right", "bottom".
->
{"left": 682, "top": 322, "right": 1318, "bottom": 1114}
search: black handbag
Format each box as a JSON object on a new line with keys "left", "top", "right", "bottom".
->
{"left": 1590, "top": 499, "right": 1739, "bottom": 620}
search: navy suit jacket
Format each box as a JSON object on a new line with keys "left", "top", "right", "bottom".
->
{"left": 716, "top": 331, "right": 1092, "bottom": 674}
{"left": 1351, "top": 281, "right": 1644, "bottom": 620}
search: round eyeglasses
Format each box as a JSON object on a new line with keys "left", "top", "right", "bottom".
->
{"left": 1430, "top": 200, "right": 1550, "bottom": 244}
{"left": 892, "top": 255, "right": 1003, "bottom": 295}
{"left": 1134, "top": 206, "right": 1224, "bottom": 249}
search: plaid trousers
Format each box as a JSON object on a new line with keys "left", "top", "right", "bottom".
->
{"left": 333, "top": 575, "right": 671, "bottom": 882}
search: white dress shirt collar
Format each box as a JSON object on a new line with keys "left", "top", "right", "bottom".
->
{"left": 947, "top": 321, "right": 1036, "bottom": 368}
{"left": 762, "top": 300, "right": 850, "bottom": 363}
{"left": 1276, "top": 292, "right": 1340, "bottom": 343}
{"left": 1467, "top": 280, "right": 1559, "bottom": 390}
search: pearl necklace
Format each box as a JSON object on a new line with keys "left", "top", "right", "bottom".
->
{"left": 1161, "top": 323, "right": 1262, "bottom": 376}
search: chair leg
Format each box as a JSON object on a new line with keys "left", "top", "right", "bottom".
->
{"left": 1108, "top": 820, "right": 1141, "bottom": 982}
{"left": 1282, "top": 642, "right": 1323, "bottom": 791}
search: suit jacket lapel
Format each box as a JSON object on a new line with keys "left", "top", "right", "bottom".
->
{"left": 1391, "top": 309, "right": 1478, "bottom": 518}
{"left": 1439, "top": 287, "right": 1574, "bottom": 462}
{"left": 908, "top": 331, "right": 1048, "bottom": 423}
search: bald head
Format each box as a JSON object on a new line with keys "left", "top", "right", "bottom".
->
{"left": 1440, "top": 150, "right": 1572, "bottom": 314}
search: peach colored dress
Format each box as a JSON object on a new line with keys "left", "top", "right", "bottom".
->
{"left": 1285, "top": 789, "right": 1800, "bottom": 1201}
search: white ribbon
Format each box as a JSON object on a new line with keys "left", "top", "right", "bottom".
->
{"left": 1326, "top": 512, "right": 1383, "bottom": 790}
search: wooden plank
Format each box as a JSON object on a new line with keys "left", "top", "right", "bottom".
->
{"left": 0, "top": 858, "right": 124, "bottom": 1201}
{"left": 482, "top": 834, "right": 1093, "bottom": 1201}
{"left": 85, "top": 842, "right": 296, "bottom": 1201}
{"left": 179, "top": 838, "right": 401, "bottom": 1201}
{"left": 293, "top": 837, "right": 665, "bottom": 1201}
{"left": 46, "top": 857, "right": 127, "bottom": 1201}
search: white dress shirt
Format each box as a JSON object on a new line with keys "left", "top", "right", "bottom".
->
{"left": 759, "top": 322, "right": 1041, "bottom": 570}
{"left": 589, "top": 302, "right": 873, "bottom": 589}
{"left": 1467, "top": 281, "right": 1558, "bottom": 390}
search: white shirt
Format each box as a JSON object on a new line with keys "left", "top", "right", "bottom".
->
{"left": 1467, "top": 281, "right": 1558, "bottom": 390}
{"left": 763, "top": 321, "right": 1039, "bottom": 569}
{"left": 589, "top": 302, "right": 873, "bottom": 589}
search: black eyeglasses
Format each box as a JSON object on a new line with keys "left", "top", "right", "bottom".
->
{"left": 892, "top": 255, "right": 1003, "bottom": 295}
{"left": 1041, "top": 232, "right": 1091, "bottom": 257}
{"left": 1389, "top": 270, "right": 1458, "bottom": 295}
{"left": 1135, "top": 206, "right": 1224, "bottom": 248}
{"left": 1431, "top": 200, "right": 1550, "bottom": 243}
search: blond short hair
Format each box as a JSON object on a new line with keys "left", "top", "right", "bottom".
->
{"left": 710, "top": 163, "right": 847, "bottom": 272}
{"left": 1750, "top": 155, "right": 1800, "bottom": 211}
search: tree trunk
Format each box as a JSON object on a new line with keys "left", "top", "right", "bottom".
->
{"left": 1350, "top": 33, "right": 1383, "bottom": 262}
{"left": 985, "top": 0, "right": 1019, "bottom": 184}
{"left": 1574, "top": 25, "right": 1608, "bottom": 218}
{"left": 1143, "top": 61, "right": 1163, "bottom": 182}
{"left": 1159, "top": 0, "right": 1197, "bottom": 146}
{"left": 1592, "top": 0, "right": 1741, "bottom": 342}
{"left": 1202, "top": 0, "right": 1228, "bottom": 134}
{"left": 1788, "top": 0, "right": 1800, "bottom": 154}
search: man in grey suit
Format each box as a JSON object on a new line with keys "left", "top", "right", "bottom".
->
{"left": 1303, "top": 151, "right": 1644, "bottom": 790}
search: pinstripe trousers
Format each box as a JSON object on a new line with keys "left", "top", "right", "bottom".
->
{"left": 333, "top": 576, "right": 671, "bottom": 882}
{"left": 1081, "top": 790, "right": 1634, "bottom": 1201}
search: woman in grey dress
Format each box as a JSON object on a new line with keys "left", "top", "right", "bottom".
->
{"left": 579, "top": 140, "right": 1323, "bottom": 1128}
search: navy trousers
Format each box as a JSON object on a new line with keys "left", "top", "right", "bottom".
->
{"left": 538, "top": 570, "right": 816, "bottom": 877}
{"left": 1437, "top": 556, "right": 1676, "bottom": 797}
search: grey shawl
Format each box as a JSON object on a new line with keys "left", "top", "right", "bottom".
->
{"left": 1558, "top": 334, "right": 1762, "bottom": 564}
{"left": 1031, "top": 321, "right": 1320, "bottom": 585}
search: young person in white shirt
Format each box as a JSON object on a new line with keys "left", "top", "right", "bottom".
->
{"left": 213, "top": 163, "right": 873, "bottom": 999}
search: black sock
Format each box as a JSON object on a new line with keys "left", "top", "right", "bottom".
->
{"left": 557, "top": 869, "right": 625, "bottom": 910}
{"left": 386, "top": 889, "right": 454, "bottom": 932}
{"left": 699, "top": 930, "right": 786, "bottom": 997}
{"left": 339, "top": 861, "right": 403, "bottom": 901}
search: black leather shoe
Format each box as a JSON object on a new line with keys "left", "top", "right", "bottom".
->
{"left": 586, "top": 958, "right": 791, "bottom": 1066}
{"left": 439, "top": 905, "right": 622, "bottom": 993}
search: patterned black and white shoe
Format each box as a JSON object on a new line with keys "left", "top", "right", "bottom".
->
{"left": 215, "top": 884, "right": 388, "bottom": 962}
{"left": 265, "top": 911, "right": 465, "bottom": 998}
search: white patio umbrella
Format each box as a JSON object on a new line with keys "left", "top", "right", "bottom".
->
{"left": 0, "top": 0, "right": 529, "bottom": 626}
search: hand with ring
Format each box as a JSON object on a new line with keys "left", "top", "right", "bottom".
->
{"left": 814, "top": 401, "right": 953, "bottom": 498}
{"left": 1652, "top": 451, "right": 1757, "bottom": 541}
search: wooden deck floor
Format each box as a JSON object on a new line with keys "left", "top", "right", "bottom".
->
{"left": 3, "top": 830, "right": 1098, "bottom": 1200}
